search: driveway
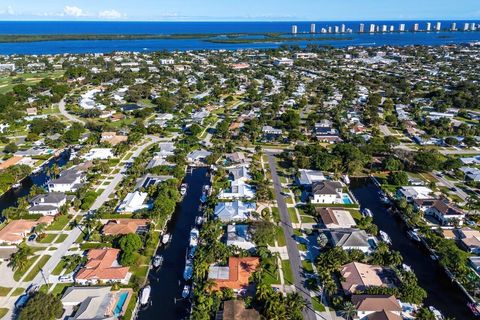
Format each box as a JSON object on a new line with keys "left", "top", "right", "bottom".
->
{"left": 266, "top": 152, "right": 316, "bottom": 320}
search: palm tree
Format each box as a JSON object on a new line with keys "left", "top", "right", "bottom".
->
{"left": 340, "top": 301, "right": 357, "bottom": 320}
{"left": 9, "top": 244, "right": 33, "bottom": 271}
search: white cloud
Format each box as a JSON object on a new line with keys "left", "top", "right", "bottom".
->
{"left": 0, "top": 5, "right": 15, "bottom": 15}
{"left": 64, "top": 6, "right": 85, "bottom": 17}
{"left": 98, "top": 9, "right": 124, "bottom": 19}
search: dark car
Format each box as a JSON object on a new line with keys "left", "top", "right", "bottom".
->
{"left": 27, "top": 234, "right": 37, "bottom": 242}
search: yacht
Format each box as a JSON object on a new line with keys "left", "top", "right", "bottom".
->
{"left": 362, "top": 208, "right": 373, "bottom": 217}
{"left": 402, "top": 264, "right": 413, "bottom": 272}
{"left": 182, "top": 285, "right": 191, "bottom": 299}
{"left": 180, "top": 183, "right": 188, "bottom": 196}
{"left": 140, "top": 285, "right": 151, "bottom": 305}
{"left": 188, "top": 246, "right": 197, "bottom": 259}
{"left": 428, "top": 306, "right": 445, "bottom": 320}
{"left": 152, "top": 255, "right": 163, "bottom": 268}
{"left": 199, "top": 192, "right": 207, "bottom": 204}
{"left": 407, "top": 230, "right": 421, "bottom": 242}
{"left": 189, "top": 228, "right": 199, "bottom": 247}
{"left": 12, "top": 183, "right": 21, "bottom": 189}
{"left": 195, "top": 216, "right": 204, "bottom": 226}
{"left": 342, "top": 174, "right": 350, "bottom": 185}
{"left": 183, "top": 259, "right": 193, "bottom": 280}
{"left": 162, "top": 234, "right": 171, "bottom": 245}
{"left": 380, "top": 230, "right": 392, "bottom": 244}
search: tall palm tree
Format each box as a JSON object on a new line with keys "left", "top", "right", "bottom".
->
{"left": 340, "top": 302, "right": 357, "bottom": 320}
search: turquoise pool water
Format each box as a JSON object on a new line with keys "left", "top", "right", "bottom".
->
{"left": 342, "top": 194, "right": 353, "bottom": 205}
{"left": 114, "top": 292, "right": 129, "bottom": 316}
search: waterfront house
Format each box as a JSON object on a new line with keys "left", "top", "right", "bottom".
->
{"left": 208, "top": 257, "right": 260, "bottom": 292}
{"left": 326, "top": 229, "right": 374, "bottom": 253}
{"left": 311, "top": 181, "right": 344, "bottom": 204}
{"left": 412, "top": 199, "right": 437, "bottom": 212}
{"left": 48, "top": 167, "right": 85, "bottom": 193}
{"left": 225, "top": 225, "right": 255, "bottom": 251}
{"left": 314, "top": 123, "right": 342, "bottom": 144}
{"left": 351, "top": 295, "right": 402, "bottom": 320}
{"left": 218, "top": 300, "right": 261, "bottom": 320}
{"left": 102, "top": 219, "right": 149, "bottom": 236}
{"left": 187, "top": 149, "right": 212, "bottom": 164}
{"left": 116, "top": 191, "right": 151, "bottom": 213}
{"left": 214, "top": 201, "right": 256, "bottom": 222}
{"left": 225, "top": 152, "right": 248, "bottom": 164}
{"left": 218, "top": 180, "right": 255, "bottom": 200}
{"left": 227, "top": 165, "right": 251, "bottom": 182}
{"left": 396, "top": 186, "right": 433, "bottom": 202}
{"left": 262, "top": 125, "right": 283, "bottom": 136}
{"left": 61, "top": 286, "right": 132, "bottom": 320}
{"left": 425, "top": 199, "right": 465, "bottom": 226}
{"left": 340, "top": 262, "right": 386, "bottom": 294}
{"left": 296, "top": 169, "right": 326, "bottom": 187}
{"left": 0, "top": 216, "right": 53, "bottom": 244}
{"left": 135, "top": 174, "right": 174, "bottom": 190}
{"left": 75, "top": 248, "right": 131, "bottom": 285}
{"left": 100, "top": 132, "right": 128, "bottom": 146}
{"left": 316, "top": 207, "right": 357, "bottom": 229}
{"left": 469, "top": 256, "right": 480, "bottom": 273}
{"left": 82, "top": 148, "right": 114, "bottom": 161}
{"left": 459, "top": 228, "right": 480, "bottom": 254}
{"left": 28, "top": 192, "right": 67, "bottom": 216}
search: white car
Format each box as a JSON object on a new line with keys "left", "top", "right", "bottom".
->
{"left": 58, "top": 275, "right": 73, "bottom": 283}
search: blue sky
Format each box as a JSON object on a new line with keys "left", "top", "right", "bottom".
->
{"left": 0, "top": 0, "right": 479, "bottom": 21}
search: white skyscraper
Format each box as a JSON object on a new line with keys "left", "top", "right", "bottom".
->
{"left": 436, "top": 22, "right": 442, "bottom": 31}
{"left": 369, "top": 24, "right": 375, "bottom": 33}
{"left": 471, "top": 23, "right": 477, "bottom": 31}
{"left": 413, "top": 23, "right": 419, "bottom": 32}
{"left": 310, "top": 23, "right": 316, "bottom": 34}
{"left": 341, "top": 24, "right": 346, "bottom": 33}
{"left": 382, "top": 25, "right": 387, "bottom": 32}
{"left": 426, "top": 22, "right": 431, "bottom": 32}
{"left": 451, "top": 22, "right": 457, "bottom": 31}
{"left": 399, "top": 24, "right": 406, "bottom": 32}
{"left": 359, "top": 23, "right": 365, "bottom": 33}
{"left": 390, "top": 25, "right": 395, "bottom": 32}
{"left": 464, "top": 23, "right": 470, "bottom": 31}
{"left": 291, "top": 25, "right": 298, "bottom": 34}
{"left": 328, "top": 26, "right": 332, "bottom": 33}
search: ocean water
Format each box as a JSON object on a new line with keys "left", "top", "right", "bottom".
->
{"left": 0, "top": 21, "right": 479, "bottom": 54}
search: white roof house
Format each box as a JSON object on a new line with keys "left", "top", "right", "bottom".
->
{"left": 117, "top": 191, "right": 151, "bottom": 213}
{"left": 187, "top": 149, "right": 212, "bottom": 163}
{"left": 214, "top": 201, "right": 256, "bottom": 222}
{"left": 297, "top": 169, "right": 326, "bottom": 186}
{"left": 226, "top": 224, "right": 255, "bottom": 251}
{"left": 396, "top": 186, "right": 433, "bottom": 202}
{"left": 82, "top": 148, "right": 114, "bottom": 161}
{"left": 219, "top": 180, "right": 255, "bottom": 200}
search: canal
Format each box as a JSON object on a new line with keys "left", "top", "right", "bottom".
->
{"left": 138, "top": 167, "right": 210, "bottom": 320}
{"left": 351, "top": 178, "right": 474, "bottom": 320}
{"left": 0, "top": 150, "right": 70, "bottom": 215}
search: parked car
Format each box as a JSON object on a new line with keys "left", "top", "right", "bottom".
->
{"left": 27, "top": 234, "right": 37, "bottom": 242}
{"left": 58, "top": 275, "right": 73, "bottom": 283}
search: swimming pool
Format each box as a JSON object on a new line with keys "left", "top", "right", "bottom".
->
{"left": 342, "top": 194, "right": 353, "bottom": 205}
{"left": 114, "top": 291, "right": 129, "bottom": 316}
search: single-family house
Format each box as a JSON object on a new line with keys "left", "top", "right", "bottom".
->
{"left": 82, "top": 148, "right": 114, "bottom": 161}
{"left": 226, "top": 225, "right": 255, "bottom": 251}
{"left": 297, "top": 169, "right": 326, "bottom": 187}
{"left": 351, "top": 295, "right": 402, "bottom": 320}
{"left": 135, "top": 174, "right": 174, "bottom": 190}
{"left": 316, "top": 207, "right": 356, "bottom": 229}
{"left": 100, "top": 132, "right": 128, "bottom": 146}
{"left": 117, "top": 191, "right": 151, "bottom": 213}
{"left": 102, "top": 219, "right": 149, "bottom": 236}
{"left": 187, "top": 149, "right": 212, "bottom": 163}
{"left": 326, "top": 229, "right": 374, "bottom": 253}
{"left": 75, "top": 248, "right": 131, "bottom": 285}
{"left": 459, "top": 228, "right": 480, "bottom": 254}
{"left": 219, "top": 180, "right": 255, "bottom": 200}
{"left": 396, "top": 186, "right": 433, "bottom": 202}
{"left": 262, "top": 126, "right": 283, "bottom": 135}
{"left": 218, "top": 300, "right": 261, "bottom": 320}
{"left": 228, "top": 166, "right": 251, "bottom": 182}
{"left": 311, "top": 181, "right": 344, "bottom": 204}
{"left": 28, "top": 192, "right": 67, "bottom": 215}
{"left": 0, "top": 216, "right": 53, "bottom": 244}
{"left": 48, "top": 167, "right": 85, "bottom": 192}
{"left": 340, "top": 262, "right": 385, "bottom": 294}
{"left": 426, "top": 199, "right": 465, "bottom": 226}
{"left": 208, "top": 257, "right": 260, "bottom": 292}
{"left": 214, "top": 201, "right": 256, "bottom": 222}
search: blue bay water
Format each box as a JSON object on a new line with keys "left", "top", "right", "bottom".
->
{"left": 0, "top": 21, "right": 479, "bottom": 54}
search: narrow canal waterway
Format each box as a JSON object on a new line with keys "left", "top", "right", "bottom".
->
{"left": 0, "top": 151, "right": 70, "bottom": 215}
{"left": 351, "top": 178, "right": 474, "bottom": 320}
{"left": 138, "top": 167, "right": 210, "bottom": 320}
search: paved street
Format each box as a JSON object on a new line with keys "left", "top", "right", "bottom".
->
{"left": 58, "top": 99, "right": 85, "bottom": 124}
{"left": 266, "top": 152, "right": 316, "bottom": 320}
{"left": 432, "top": 171, "right": 468, "bottom": 203}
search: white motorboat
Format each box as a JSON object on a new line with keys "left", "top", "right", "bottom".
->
{"left": 12, "top": 183, "right": 21, "bottom": 189}
{"left": 180, "top": 183, "right": 188, "bottom": 196}
{"left": 362, "top": 208, "right": 373, "bottom": 217}
{"left": 342, "top": 174, "right": 350, "bottom": 185}
{"left": 182, "top": 285, "right": 191, "bottom": 299}
{"left": 189, "top": 228, "right": 199, "bottom": 247}
{"left": 195, "top": 216, "right": 204, "bottom": 226}
{"left": 428, "top": 306, "right": 445, "bottom": 320}
{"left": 402, "top": 264, "right": 413, "bottom": 272}
{"left": 380, "top": 230, "right": 392, "bottom": 244}
{"left": 140, "top": 285, "right": 151, "bottom": 305}
{"left": 152, "top": 255, "right": 163, "bottom": 268}
{"left": 188, "top": 246, "right": 196, "bottom": 259}
{"left": 183, "top": 260, "right": 193, "bottom": 280}
{"left": 407, "top": 230, "right": 421, "bottom": 242}
{"left": 162, "top": 234, "right": 171, "bottom": 245}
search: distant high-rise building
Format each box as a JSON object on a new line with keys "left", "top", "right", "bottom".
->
{"left": 471, "top": 23, "right": 477, "bottom": 31}
{"left": 359, "top": 23, "right": 365, "bottom": 33}
{"left": 310, "top": 23, "right": 316, "bottom": 34}
{"left": 382, "top": 25, "right": 387, "bottom": 32}
{"left": 436, "top": 22, "right": 442, "bottom": 31}
{"left": 328, "top": 26, "right": 332, "bottom": 33}
{"left": 390, "top": 25, "right": 395, "bottom": 32}
{"left": 464, "top": 23, "right": 470, "bottom": 31}
{"left": 321, "top": 28, "right": 327, "bottom": 34}
{"left": 451, "top": 22, "right": 457, "bottom": 31}
{"left": 369, "top": 24, "right": 376, "bottom": 33}
{"left": 426, "top": 22, "right": 431, "bottom": 32}
{"left": 413, "top": 23, "right": 419, "bottom": 32}
{"left": 291, "top": 25, "right": 298, "bottom": 34}
{"left": 399, "top": 24, "right": 406, "bottom": 32}
{"left": 341, "top": 24, "right": 346, "bottom": 33}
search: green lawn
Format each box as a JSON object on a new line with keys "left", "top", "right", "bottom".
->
{"left": 0, "top": 308, "right": 8, "bottom": 319}
{"left": 300, "top": 215, "right": 316, "bottom": 223}
{"left": 52, "top": 260, "right": 66, "bottom": 276}
{"left": 0, "top": 287, "right": 11, "bottom": 297}
{"left": 47, "top": 215, "right": 71, "bottom": 231}
{"left": 302, "top": 260, "right": 314, "bottom": 273}
{"left": 54, "top": 234, "right": 68, "bottom": 243}
{"left": 11, "top": 288, "right": 24, "bottom": 296}
{"left": 271, "top": 207, "right": 280, "bottom": 223}
{"left": 14, "top": 256, "right": 39, "bottom": 281}
{"left": 24, "top": 255, "right": 51, "bottom": 282}
{"left": 288, "top": 208, "right": 299, "bottom": 223}
{"left": 264, "top": 262, "right": 281, "bottom": 285}
{"left": 38, "top": 233, "right": 58, "bottom": 243}
{"left": 275, "top": 226, "right": 286, "bottom": 247}
{"left": 312, "top": 296, "right": 326, "bottom": 312}
{"left": 281, "top": 260, "right": 294, "bottom": 285}
{"left": 50, "top": 283, "right": 70, "bottom": 297}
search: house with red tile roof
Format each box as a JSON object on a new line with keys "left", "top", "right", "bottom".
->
{"left": 102, "top": 219, "right": 149, "bottom": 236}
{"left": 0, "top": 216, "right": 54, "bottom": 244}
{"left": 75, "top": 248, "right": 130, "bottom": 285}
{"left": 208, "top": 257, "right": 259, "bottom": 292}
{"left": 341, "top": 262, "right": 386, "bottom": 294}
{"left": 351, "top": 295, "right": 402, "bottom": 320}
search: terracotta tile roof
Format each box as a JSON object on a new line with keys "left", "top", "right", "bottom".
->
{"left": 222, "top": 300, "right": 260, "bottom": 320}
{"left": 341, "top": 262, "right": 384, "bottom": 293}
{"left": 0, "top": 156, "right": 23, "bottom": 170}
{"left": 76, "top": 249, "right": 129, "bottom": 281}
{"left": 102, "top": 219, "right": 149, "bottom": 235}
{"left": 210, "top": 257, "right": 259, "bottom": 291}
{"left": 367, "top": 310, "right": 402, "bottom": 320}
{"left": 0, "top": 220, "right": 37, "bottom": 243}
{"left": 351, "top": 295, "right": 402, "bottom": 312}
